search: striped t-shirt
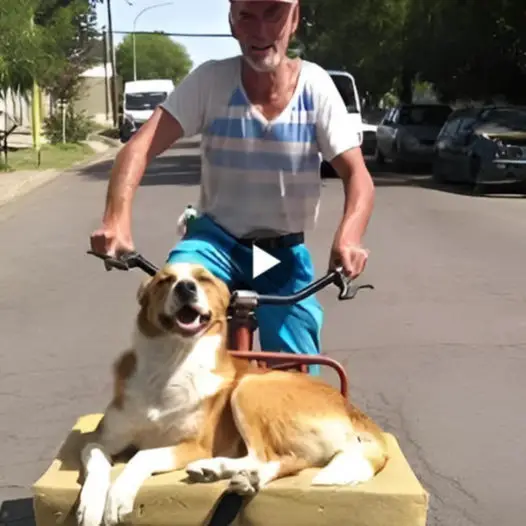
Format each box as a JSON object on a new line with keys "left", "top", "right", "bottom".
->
{"left": 160, "top": 56, "right": 361, "bottom": 238}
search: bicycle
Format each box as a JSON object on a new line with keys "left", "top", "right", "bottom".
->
{"left": 87, "top": 249, "right": 374, "bottom": 399}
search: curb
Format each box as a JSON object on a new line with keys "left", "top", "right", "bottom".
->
{"left": 0, "top": 168, "right": 61, "bottom": 209}
{"left": 89, "top": 131, "right": 123, "bottom": 149}
{"left": 0, "top": 142, "right": 119, "bottom": 210}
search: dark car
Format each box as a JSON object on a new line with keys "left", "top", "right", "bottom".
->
{"left": 374, "top": 103, "right": 453, "bottom": 171}
{"left": 433, "top": 105, "right": 526, "bottom": 193}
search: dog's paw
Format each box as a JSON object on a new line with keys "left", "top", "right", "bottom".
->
{"left": 76, "top": 480, "right": 107, "bottom": 526}
{"left": 103, "top": 479, "right": 137, "bottom": 526}
{"left": 186, "top": 458, "right": 225, "bottom": 482}
{"left": 228, "top": 469, "right": 260, "bottom": 496}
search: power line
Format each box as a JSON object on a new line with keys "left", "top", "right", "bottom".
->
{"left": 112, "top": 30, "right": 233, "bottom": 38}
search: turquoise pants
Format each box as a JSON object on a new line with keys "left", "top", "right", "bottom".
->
{"left": 166, "top": 214, "right": 323, "bottom": 375}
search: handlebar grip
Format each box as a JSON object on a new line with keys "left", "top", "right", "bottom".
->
{"left": 87, "top": 250, "right": 137, "bottom": 271}
{"left": 87, "top": 250, "right": 159, "bottom": 276}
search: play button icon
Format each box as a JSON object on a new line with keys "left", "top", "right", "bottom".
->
{"left": 252, "top": 244, "right": 281, "bottom": 279}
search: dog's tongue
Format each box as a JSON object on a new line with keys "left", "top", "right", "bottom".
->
{"left": 176, "top": 306, "right": 202, "bottom": 331}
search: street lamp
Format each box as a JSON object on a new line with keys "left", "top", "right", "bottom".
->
{"left": 132, "top": 2, "right": 173, "bottom": 81}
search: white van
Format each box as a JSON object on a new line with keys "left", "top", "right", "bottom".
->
{"left": 326, "top": 69, "right": 377, "bottom": 144}
{"left": 321, "top": 70, "right": 377, "bottom": 176}
{"left": 120, "top": 79, "right": 175, "bottom": 142}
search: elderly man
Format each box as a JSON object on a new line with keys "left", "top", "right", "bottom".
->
{"left": 90, "top": 0, "right": 375, "bottom": 374}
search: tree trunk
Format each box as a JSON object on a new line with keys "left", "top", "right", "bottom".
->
{"left": 399, "top": 67, "right": 414, "bottom": 104}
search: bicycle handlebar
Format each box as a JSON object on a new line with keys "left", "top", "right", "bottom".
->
{"left": 86, "top": 250, "right": 374, "bottom": 305}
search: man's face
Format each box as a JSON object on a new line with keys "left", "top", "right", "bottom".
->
{"left": 230, "top": 1, "right": 299, "bottom": 73}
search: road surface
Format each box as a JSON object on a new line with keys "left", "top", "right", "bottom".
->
{"left": 1, "top": 141, "right": 525, "bottom": 526}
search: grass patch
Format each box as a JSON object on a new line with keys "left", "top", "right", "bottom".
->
{"left": 0, "top": 142, "right": 95, "bottom": 172}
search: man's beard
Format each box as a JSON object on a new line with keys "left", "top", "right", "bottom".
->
{"left": 241, "top": 45, "right": 283, "bottom": 73}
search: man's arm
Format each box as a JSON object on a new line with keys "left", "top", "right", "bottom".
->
{"left": 313, "top": 66, "right": 376, "bottom": 275}
{"left": 329, "top": 147, "right": 375, "bottom": 246}
{"left": 102, "top": 108, "right": 184, "bottom": 234}
{"left": 92, "top": 61, "right": 211, "bottom": 255}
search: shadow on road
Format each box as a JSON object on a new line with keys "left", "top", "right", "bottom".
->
{"left": 76, "top": 140, "right": 525, "bottom": 199}
{"left": 367, "top": 159, "right": 526, "bottom": 199}
{"left": 76, "top": 141, "right": 202, "bottom": 187}
{"left": 0, "top": 498, "right": 35, "bottom": 526}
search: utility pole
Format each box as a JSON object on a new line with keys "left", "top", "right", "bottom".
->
{"left": 106, "top": 0, "right": 119, "bottom": 128}
{"left": 102, "top": 28, "right": 109, "bottom": 123}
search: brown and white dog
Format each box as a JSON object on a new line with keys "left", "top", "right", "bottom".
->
{"left": 76, "top": 262, "right": 388, "bottom": 526}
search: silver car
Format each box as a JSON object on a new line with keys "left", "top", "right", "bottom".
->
{"left": 433, "top": 105, "right": 526, "bottom": 193}
{"left": 375, "top": 104, "right": 453, "bottom": 170}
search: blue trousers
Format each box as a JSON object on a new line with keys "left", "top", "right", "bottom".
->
{"left": 166, "top": 214, "right": 323, "bottom": 375}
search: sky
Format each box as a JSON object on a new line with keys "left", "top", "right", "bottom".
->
{"left": 95, "top": 0, "right": 241, "bottom": 71}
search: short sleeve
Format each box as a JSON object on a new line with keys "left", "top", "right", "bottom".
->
{"left": 312, "top": 67, "right": 362, "bottom": 162}
{"left": 159, "top": 61, "right": 213, "bottom": 137}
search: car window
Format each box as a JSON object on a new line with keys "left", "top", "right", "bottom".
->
{"left": 398, "top": 105, "right": 452, "bottom": 126}
{"left": 329, "top": 74, "right": 359, "bottom": 113}
{"left": 381, "top": 108, "right": 394, "bottom": 124}
{"left": 456, "top": 116, "right": 477, "bottom": 135}
{"left": 125, "top": 91, "right": 167, "bottom": 111}
{"left": 439, "top": 117, "right": 461, "bottom": 138}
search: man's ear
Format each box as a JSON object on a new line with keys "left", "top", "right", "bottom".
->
{"left": 229, "top": 10, "right": 238, "bottom": 39}
{"left": 291, "top": 3, "right": 300, "bottom": 34}
{"left": 137, "top": 276, "right": 153, "bottom": 307}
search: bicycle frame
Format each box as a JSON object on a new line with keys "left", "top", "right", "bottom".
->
{"left": 86, "top": 250, "right": 372, "bottom": 399}
{"left": 226, "top": 291, "right": 350, "bottom": 398}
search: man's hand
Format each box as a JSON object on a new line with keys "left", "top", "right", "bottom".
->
{"left": 90, "top": 222, "right": 135, "bottom": 257}
{"left": 329, "top": 237, "right": 369, "bottom": 279}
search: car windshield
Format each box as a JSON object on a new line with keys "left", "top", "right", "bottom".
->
{"left": 125, "top": 91, "right": 167, "bottom": 111}
{"left": 475, "top": 108, "right": 526, "bottom": 133}
{"left": 330, "top": 74, "right": 359, "bottom": 113}
{"left": 398, "top": 105, "right": 452, "bottom": 127}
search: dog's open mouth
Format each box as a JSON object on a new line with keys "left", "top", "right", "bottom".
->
{"left": 174, "top": 305, "right": 211, "bottom": 334}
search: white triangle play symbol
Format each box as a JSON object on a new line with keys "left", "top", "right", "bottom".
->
{"left": 252, "top": 244, "right": 281, "bottom": 278}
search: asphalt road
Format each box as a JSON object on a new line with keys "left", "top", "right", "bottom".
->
{"left": 1, "top": 141, "right": 525, "bottom": 526}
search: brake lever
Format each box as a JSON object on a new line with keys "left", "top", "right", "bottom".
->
{"left": 333, "top": 268, "right": 375, "bottom": 300}
{"left": 86, "top": 250, "right": 138, "bottom": 272}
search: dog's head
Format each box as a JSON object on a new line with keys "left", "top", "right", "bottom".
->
{"left": 136, "top": 263, "right": 231, "bottom": 340}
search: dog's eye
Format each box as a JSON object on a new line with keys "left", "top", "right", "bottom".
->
{"left": 193, "top": 271, "right": 214, "bottom": 285}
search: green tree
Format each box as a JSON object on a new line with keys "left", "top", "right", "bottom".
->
{"left": 296, "top": 0, "right": 412, "bottom": 105}
{"left": 37, "top": 0, "right": 101, "bottom": 103}
{"left": 116, "top": 33, "right": 193, "bottom": 84}
{"left": 410, "top": 0, "right": 526, "bottom": 104}
{"left": 0, "top": 1, "right": 44, "bottom": 96}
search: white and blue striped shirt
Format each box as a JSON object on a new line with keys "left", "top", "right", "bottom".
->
{"left": 161, "top": 56, "right": 360, "bottom": 238}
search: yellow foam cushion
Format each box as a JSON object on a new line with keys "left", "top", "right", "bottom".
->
{"left": 32, "top": 414, "right": 429, "bottom": 526}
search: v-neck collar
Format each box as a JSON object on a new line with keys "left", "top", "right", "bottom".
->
{"left": 235, "top": 57, "right": 306, "bottom": 128}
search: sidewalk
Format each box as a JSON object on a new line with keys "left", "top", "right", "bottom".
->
{"left": 0, "top": 137, "right": 120, "bottom": 209}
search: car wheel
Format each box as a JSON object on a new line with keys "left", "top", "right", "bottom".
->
{"left": 374, "top": 147, "right": 385, "bottom": 165}
{"left": 469, "top": 155, "right": 484, "bottom": 195}
{"left": 432, "top": 159, "right": 446, "bottom": 183}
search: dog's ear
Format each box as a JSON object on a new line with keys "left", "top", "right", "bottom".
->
{"left": 137, "top": 276, "right": 153, "bottom": 307}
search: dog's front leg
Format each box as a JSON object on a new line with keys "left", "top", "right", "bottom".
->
{"left": 77, "top": 407, "right": 137, "bottom": 526}
{"left": 103, "top": 441, "right": 207, "bottom": 526}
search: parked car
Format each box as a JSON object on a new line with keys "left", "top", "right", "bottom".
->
{"left": 433, "top": 105, "right": 526, "bottom": 192}
{"left": 375, "top": 103, "right": 453, "bottom": 170}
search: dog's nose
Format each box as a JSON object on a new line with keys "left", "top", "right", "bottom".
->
{"left": 174, "top": 279, "right": 197, "bottom": 302}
